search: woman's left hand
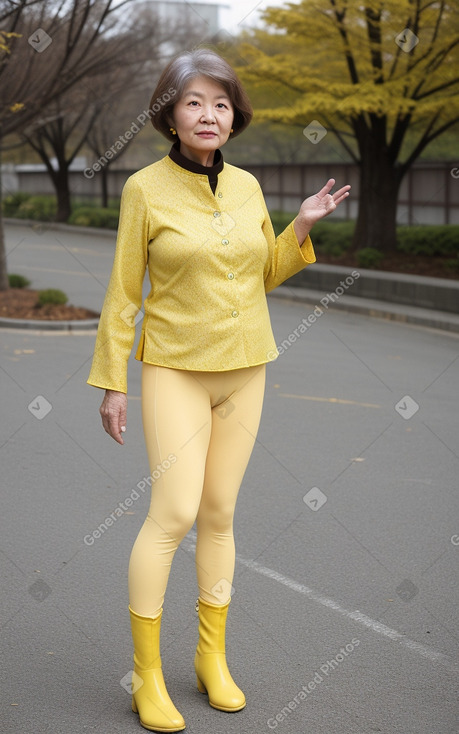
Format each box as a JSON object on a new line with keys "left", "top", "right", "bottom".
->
{"left": 294, "top": 178, "right": 351, "bottom": 244}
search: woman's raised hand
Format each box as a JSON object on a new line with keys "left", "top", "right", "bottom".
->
{"left": 99, "top": 389, "right": 128, "bottom": 445}
{"left": 294, "top": 178, "right": 351, "bottom": 244}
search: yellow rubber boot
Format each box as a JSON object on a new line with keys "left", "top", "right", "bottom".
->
{"left": 194, "top": 597, "right": 246, "bottom": 712}
{"left": 129, "top": 606, "right": 186, "bottom": 732}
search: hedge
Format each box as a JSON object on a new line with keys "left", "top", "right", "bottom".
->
{"left": 396, "top": 225, "right": 459, "bottom": 256}
{"left": 15, "top": 195, "right": 57, "bottom": 221}
{"left": 67, "top": 207, "right": 120, "bottom": 229}
{"left": 2, "top": 192, "right": 31, "bottom": 216}
{"left": 270, "top": 213, "right": 459, "bottom": 258}
{"left": 2, "top": 194, "right": 119, "bottom": 228}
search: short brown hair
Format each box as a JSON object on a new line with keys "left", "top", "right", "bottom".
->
{"left": 149, "top": 49, "right": 253, "bottom": 142}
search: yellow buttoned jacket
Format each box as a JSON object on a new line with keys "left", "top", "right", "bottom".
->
{"left": 87, "top": 156, "right": 316, "bottom": 393}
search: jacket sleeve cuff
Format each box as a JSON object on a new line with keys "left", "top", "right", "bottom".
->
{"left": 282, "top": 220, "right": 316, "bottom": 264}
{"left": 86, "top": 375, "right": 127, "bottom": 393}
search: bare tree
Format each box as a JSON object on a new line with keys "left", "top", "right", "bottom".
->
{"left": 19, "top": 26, "right": 163, "bottom": 220}
{"left": 84, "top": 81, "right": 147, "bottom": 209}
{"left": 3, "top": 0, "right": 215, "bottom": 233}
{"left": 0, "top": 0, "right": 137, "bottom": 290}
{"left": 21, "top": 92, "right": 101, "bottom": 221}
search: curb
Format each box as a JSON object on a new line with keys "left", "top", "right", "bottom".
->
{"left": 4, "top": 217, "right": 116, "bottom": 238}
{"left": 0, "top": 316, "right": 99, "bottom": 331}
{"left": 269, "top": 286, "right": 459, "bottom": 334}
{"left": 289, "top": 263, "right": 459, "bottom": 315}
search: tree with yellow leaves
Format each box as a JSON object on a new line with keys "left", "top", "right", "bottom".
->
{"left": 239, "top": 0, "right": 459, "bottom": 252}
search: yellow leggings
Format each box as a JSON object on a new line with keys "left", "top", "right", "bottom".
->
{"left": 128, "top": 362, "right": 266, "bottom": 616}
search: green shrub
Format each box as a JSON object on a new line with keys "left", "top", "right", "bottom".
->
{"left": 71, "top": 198, "right": 100, "bottom": 209}
{"left": 37, "top": 288, "right": 68, "bottom": 306}
{"left": 68, "top": 206, "right": 119, "bottom": 229}
{"left": 270, "top": 211, "right": 297, "bottom": 236}
{"left": 397, "top": 225, "right": 459, "bottom": 256}
{"left": 308, "top": 220, "right": 354, "bottom": 254}
{"left": 72, "top": 197, "right": 120, "bottom": 211}
{"left": 2, "top": 192, "right": 32, "bottom": 217}
{"left": 357, "top": 247, "right": 384, "bottom": 269}
{"left": 15, "top": 195, "right": 57, "bottom": 222}
{"left": 326, "top": 244, "right": 346, "bottom": 257}
{"left": 8, "top": 273, "right": 31, "bottom": 288}
{"left": 68, "top": 213, "right": 92, "bottom": 227}
{"left": 269, "top": 213, "right": 354, "bottom": 253}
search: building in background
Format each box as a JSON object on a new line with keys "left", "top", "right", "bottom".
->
{"left": 147, "top": 0, "right": 225, "bottom": 41}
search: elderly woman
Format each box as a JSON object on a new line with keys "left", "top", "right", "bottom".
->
{"left": 87, "top": 48, "right": 350, "bottom": 732}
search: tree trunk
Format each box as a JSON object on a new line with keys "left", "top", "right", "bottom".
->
{"left": 0, "top": 141, "right": 10, "bottom": 291}
{"left": 101, "top": 166, "right": 109, "bottom": 208}
{"left": 54, "top": 168, "right": 72, "bottom": 222}
{"left": 353, "top": 145, "right": 404, "bottom": 253}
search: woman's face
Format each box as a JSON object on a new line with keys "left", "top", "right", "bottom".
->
{"left": 170, "top": 75, "right": 234, "bottom": 164}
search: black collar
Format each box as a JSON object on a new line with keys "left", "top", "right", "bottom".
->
{"left": 168, "top": 141, "right": 223, "bottom": 190}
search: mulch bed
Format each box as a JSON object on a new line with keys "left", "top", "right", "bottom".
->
{"left": 0, "top": 288, "right": 100, "bottom": 320}
{"left": 316, "top": 252, "right": 459, "bottom": 280}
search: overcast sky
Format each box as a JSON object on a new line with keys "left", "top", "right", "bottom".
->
{"left": 219, "top": 0, "right": 269, "bottom": 31}
{"left": 215, "top": 0, "right": 284, "bottom": 33}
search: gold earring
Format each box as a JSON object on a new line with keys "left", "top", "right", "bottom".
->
{"left": 170, "top": 127, "right": 177, "bottom": 135}
{"left": 230, "top": 128, "right": 234, "bottom": 133}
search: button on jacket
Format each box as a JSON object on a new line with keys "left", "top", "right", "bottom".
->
{"left": 87, "top": 153, "right": 316, "bottom": 393}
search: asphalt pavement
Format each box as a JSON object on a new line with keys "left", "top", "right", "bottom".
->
{"left": 1, "top": 221, "right": 458, "bottom": 734}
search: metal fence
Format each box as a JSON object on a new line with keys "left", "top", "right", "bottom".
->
{"left": 3, "top": 160, "right": 459, "bottom": 225}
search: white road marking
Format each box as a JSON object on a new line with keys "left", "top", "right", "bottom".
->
{"left": 183, "top": 531, "right": 457, "bottom": 672}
